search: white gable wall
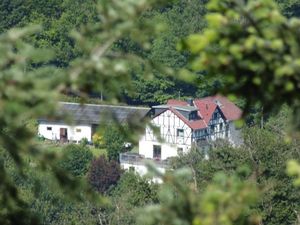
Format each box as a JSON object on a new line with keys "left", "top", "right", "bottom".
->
{"left": 139, "top": 109, "right": 192, "bottom": 160}
{"left": 38, "top": 122, "right": 92, "bottom": 142}
{"left": 207, "top": 107, "right": 227, "bottom": 141}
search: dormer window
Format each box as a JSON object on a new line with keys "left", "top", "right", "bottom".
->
{"left": 189, "top": 111, "right": 198, "bottom": 120}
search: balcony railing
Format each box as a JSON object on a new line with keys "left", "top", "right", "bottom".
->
{"left": 119, "top": 152, "right": 170, "bottom": 168}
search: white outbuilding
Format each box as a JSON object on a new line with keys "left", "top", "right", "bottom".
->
{"left": 38, "top": 102, "right": 150, "bottom": 143}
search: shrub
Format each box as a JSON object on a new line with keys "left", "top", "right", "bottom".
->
{"left": 80, "top": 137, "right": 89, "bottom": 146}
{"left": 112, "top": 172, "right": 159, "bottom": 206}
{"left": 92, "top": 133, "right": 104, "bottom": 148}
{"left": 106, "top": 172, "right": 159, "bottom": 225}
{"left": 88, "top": 156, "right": 122, "bottom": 194}
{"left": 103, "top": 125, "right": 126, "bottom": 161}
{"left": 58, "top": 144, "right": 93, "bottom": 177}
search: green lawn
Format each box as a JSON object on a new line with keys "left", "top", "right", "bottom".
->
{"left": 90, "top": 147, "right": 107, "bottom": 157}
{"left": 36, "top": 141, "right": 107, "bottom": 158}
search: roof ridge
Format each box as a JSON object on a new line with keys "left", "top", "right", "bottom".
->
{"left": 59, "top": 101, "right": 150, "bottom": 110}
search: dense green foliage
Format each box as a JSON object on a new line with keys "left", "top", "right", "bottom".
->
{"left": 88, "top": 156, "right": 122, "bottom": 194}
{"left": 182, "top": 0, "right": 300, "bottom": 131}
{"left": 0, "top": 147, "right": 99, "bottom": 225}
{"left": 57, "top": 144, "right": 93, "bottom": 177}
{"left": 0, "top": 0, "right": 170, "bottom": 223}
{"left": 1, "top": 0, "right": 300, "bottom": 224}
{"left": 139, "top": 168, "right": 259, "bottom": 225}
{"left": 124, "top": 0, "right": 211, "bottom": 105}
{"left": 0, "top": 0, "right": 98, "bottom": 67}
{"left": 102, "top": 125, "right": 127, "bottom": 161}
{"left": 104, "top": 172, "right": 159, "bottom": 224}
{"left": 143, "top": 107, "right": 300, "bottom": 225}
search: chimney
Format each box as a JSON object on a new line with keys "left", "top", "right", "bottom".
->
{"left": 187, "top": 98, "right": 193, "bottom": 106}
{"left": 214, "top": 99, "right": 222, "bottom": 107}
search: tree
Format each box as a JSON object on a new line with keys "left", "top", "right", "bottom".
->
{"left": 0, "top": 0, "right": 171, "bottom": 223}
{"left": 102, "top": 125, "right": 127, "bottom": 161}
{"left": 0, "top": 0, "right": 98, "bottom": 67}
{"left": 170, "top": 108, "right": 300, "bottom": 225}
{"left": 88, "top": 156, "right": 122, "bottom": 194}
{"left": 138, "top": 168, "right": 259, "bottom": 225}
{"left": 106, "top": 172, "right": 159, "bottom": 225}
{"left": 124, "top": 0, "right": 210, "bottom": 105}
{"left": 57, "top": 144, "right": 93, "bottom": 177}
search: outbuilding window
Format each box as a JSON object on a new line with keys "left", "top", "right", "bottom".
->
{"left": 47, "top": 127, "right": 52, "bottom": 131}
{"left": 76, "top": 128, "right": 82, "bottom": 133}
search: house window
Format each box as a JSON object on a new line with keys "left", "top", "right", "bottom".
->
{"left": 220, "top": 123, "right": 223, "bottom": 131}
{"left": 189, "top": 112, "right": 196, "bottom": 120}
{"left": 153, "top": 145, "right": 161, "bottom": 159}
{"left": 211, "top": 125, "right": 215, "bottom": 132}
{"left": 177, "top": 148, "right": 183, "bottom": 155}
{"left": 76, "top": 128, "right": 82, "bottom": 133}
{"left": 177, "top": 129, "right": 184, "bottom": 137}
{"left": 213, "top": 112, "right": 218, "bottom": 120}
{"left": 47, "top": 127, "right": 52, "bottom": 131}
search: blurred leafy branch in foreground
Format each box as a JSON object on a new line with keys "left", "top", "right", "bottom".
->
{"left": 287, "top": 160, "right": 300, "bottom": 187}
{"left": 0, "top": 0, "right": 171, "bottom": 224}
{"left": 1, "top": 0, "right": 300, "bottom": 225}
{"left": 180, "top": 0, "right": 300, "bottom": 132}
{"left": 139, "top": 167, "right": 260, "bottom": 225}
{"left": 138, "top": 0, "right": 300, "bottom": 224}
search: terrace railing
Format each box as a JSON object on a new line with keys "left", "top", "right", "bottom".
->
{"left": 119, "top": 152, "right": 170, "bottom": 169}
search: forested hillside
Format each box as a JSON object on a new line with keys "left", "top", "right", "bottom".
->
{"left": 1, "top": 0, "right": 299, "bottom": 105}
{"left": 0, "top": 0, "right": 221, "bottom": 105}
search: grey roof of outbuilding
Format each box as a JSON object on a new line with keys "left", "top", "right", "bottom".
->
{"left": 39, "top": 102, "right": 150, "bottom": 124}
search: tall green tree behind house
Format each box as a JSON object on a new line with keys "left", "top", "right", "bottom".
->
{"left": 125, "top": 0, "right": 211, "bottom": 105}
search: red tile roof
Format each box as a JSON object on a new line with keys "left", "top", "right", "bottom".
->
{"left": 166, "top": 99, "right": 188, "bottom": 106}
{"left": 163, "top": 95, "right": 242, "bottom": 130}
{"left": 196, "top": 95, "right": 242, "bottom": 121}
{"left": 169, "top": 107, "right": 207, "bottom": 130}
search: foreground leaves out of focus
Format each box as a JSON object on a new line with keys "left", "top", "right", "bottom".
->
{"left": 180, "top": 0, "right": 300, "bottom": 132}
{"left": 138, "top": 168, "right": 260, "bottom": 225}
{"left": 0, "top": 0, "right": 170, "bottom": 224}
{"left": 1, "top": 0, "right": 300, "bottom": 225}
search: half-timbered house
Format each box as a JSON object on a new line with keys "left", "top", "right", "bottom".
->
{"left": 138, "top": 95, "right": 242, "bottom": 160}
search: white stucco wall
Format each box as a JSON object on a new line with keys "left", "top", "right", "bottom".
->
{"left": 121, "top": 162, "right": 166, "bottom": 183}
{"left": 38, "top": 122, "right": 92, "bottom": 142}
{"left": 139, "top": 109, "right": 193, "bottom": 160}
{"left": 139, "top": 140, "right": 190, "bottom": 160}
{"left": 227, "top": 121, "right": 242, "bottom": 146}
